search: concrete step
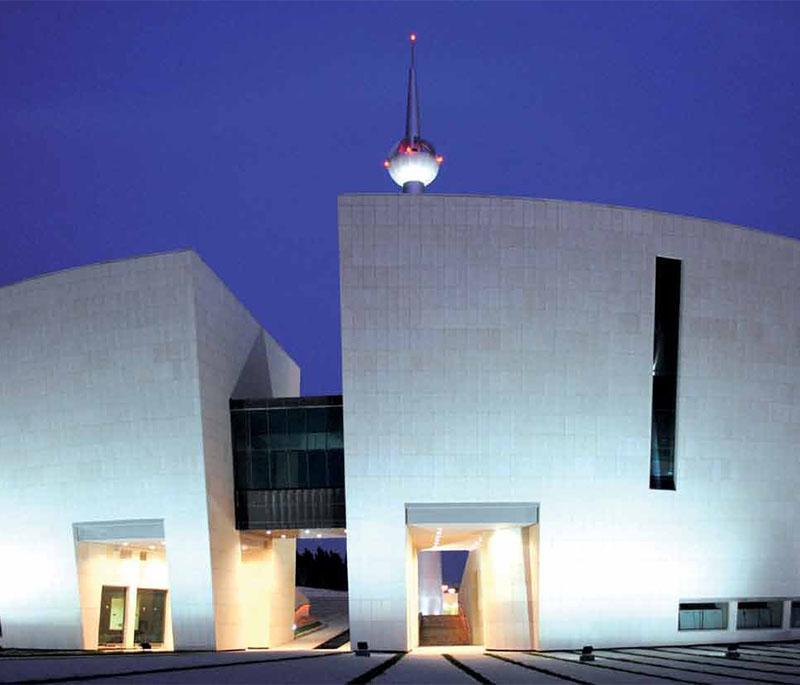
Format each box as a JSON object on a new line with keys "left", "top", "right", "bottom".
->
{"left": 419, "top": 614, "right": 471, "bottom": 646}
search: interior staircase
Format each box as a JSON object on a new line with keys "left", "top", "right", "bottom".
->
{"left": 419, "top": 613, "right": 471, "bottom": 646}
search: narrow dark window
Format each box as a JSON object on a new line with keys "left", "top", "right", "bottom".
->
{"left": 791, "top": 601, "right": 800, "bottom": 628}
{"left": 650, "top": 256, "right": 681, "bottom": 490}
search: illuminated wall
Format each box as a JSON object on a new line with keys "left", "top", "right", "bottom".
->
{"left": 239, "top": 537, "right": 296, "bottom": 648}
{"left": 0, "top": 250, "right": 299, "bottom": 649}
{"left": 339, "top": 194, "right": 800, "bottom": 650}
{"left": 459, "top": 549, "right": 482, "bottom": 644}
{"left": 417, "top": 551, "right": 443, "bottom": 615}
{"left": 480, "top": 528, "right": 535, "bottom": 649}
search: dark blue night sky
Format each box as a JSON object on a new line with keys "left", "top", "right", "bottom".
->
{"left": 2, "top": 1, "right": 799, "bottom": 398}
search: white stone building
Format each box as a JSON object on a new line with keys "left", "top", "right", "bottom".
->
{"left": 0, "top": 250, "right": 300, "bottom": 650}
{"left": 1, "top": 192, "right": 799, "bottom": 654}
{"left": 339, "top": 193, "right": 800, "bottom": 651}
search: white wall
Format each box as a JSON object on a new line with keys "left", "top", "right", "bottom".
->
{"left": 191, "top": 255, "right": 299, "bottom": 649}
{"left": 417, "top": 551, "right": 443, "bottom": 615}
{"left": 0, "top": 250, "right": 299, "bottom": 650}
{"left": 265, "top": 537, "right": 297, "bottom": 646}
{"left": 0, "top": 252, "right": 211, "bottom": 649}
{"left": 480, "top": 528, "right": 534, "bottom": 650}
{"left": 339, "top": 194, "right": 800, "bottom": 650}
{"left": 239, "top": 537, "right": 297, "bottom": 648}
{"left": 459, "top": 549, "right": 482, "bottom": 645}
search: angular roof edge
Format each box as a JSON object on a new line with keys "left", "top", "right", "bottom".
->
{"left": 337, "top": 193, "right": 799, "bottom": 246}
{"left": 0, "top": 246, "right": 300, "bottom": 374}
{"left": 0, "top": 247, "right": 197, "bottom": 292}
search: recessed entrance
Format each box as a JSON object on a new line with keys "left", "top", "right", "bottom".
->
{"left": 417, "top": 550, "right": 471, "bottom": 646}
{"left": 406, "top": 502, "right": 539, "bottom": 651}
{"left": 73, "top": 519, "right": 174, "bottom": 651}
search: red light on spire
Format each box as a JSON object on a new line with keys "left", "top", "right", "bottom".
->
{"left": 383, "top": 160, "right": 390, "bottom": 168}
{"left": 410, "top": 33, "right": 416, "bottom": 42}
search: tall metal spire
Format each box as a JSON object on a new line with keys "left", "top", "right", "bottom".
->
{"left": 385, "top": 33, "right": 442, "bottom": 194}
{"left": 405, "top": 34, "right": 420, "bottom": 143}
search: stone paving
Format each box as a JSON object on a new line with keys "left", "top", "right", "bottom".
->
{"left": 0, "top": 641, "right": 798, "bottom": 684}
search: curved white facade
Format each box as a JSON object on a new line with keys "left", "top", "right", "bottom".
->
{"left": 339, "top": 194, "right": 800, "bottom": 651}
{"left": 0, "top": 250, "right": 300, "bottom": 650}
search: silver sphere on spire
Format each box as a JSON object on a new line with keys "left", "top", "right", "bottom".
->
{"left": 386, "top": 139, "right": 440, "bottom": 191}
{"left": 385, "top": 34, "right": 443, "bottom": 194}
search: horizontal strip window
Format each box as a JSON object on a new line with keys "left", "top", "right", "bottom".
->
{"left": 231, "top": 401, "right": 345, "bottom": 492}
{"left": 650, "top": 256, "right": 681, "bottom": 490}
{"left": 792, "top": 601, "right": 800, "bottom": 629}
{"left": 736, "top": 601, "right": 783, "bottom": 630}
{"left": 236, "top": 487, "right": 346, "bottom": 530}
{"left": 678, "top": 602, "right": 728, "bottom": 631}
{"left": 231, "top": 406, "right": 343, "bottom": 453}
{"left": 231, "top": 395, "right": 342, "bottom": 410}
{"left": 235, "top": 449, "right": 344, "bottom": 490}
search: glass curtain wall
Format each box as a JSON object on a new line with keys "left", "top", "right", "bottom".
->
{"left": 231, "top": 396, "right": 345, "bottom": 529}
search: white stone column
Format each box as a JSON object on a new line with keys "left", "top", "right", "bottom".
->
{"left": 123, "top": 586, "right": 138, "bottom": 649}
{"left": 481, "top": 527, "right": 534, "bottom": 650}
{"left": 418, "top": 551, "right": 443, "bottom": 616}
{"left": 266, "top": 537, "right": 296, "bottom": 647}
{"left": 405, "top": 531, "right": 419, "bottom": 648}
{"left": 240, "top": 543, "right": 271, "bottom": 648}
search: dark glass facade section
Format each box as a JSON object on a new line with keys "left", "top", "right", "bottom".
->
{"left": 231, "top": 395, "right": 345, "bottom": 530}
{"left": 237, "top": 488, "right": 346, "bottom": 530}
{"left": 650, "top": 257, "right": 681, "bottom": 490}
{"left": 791, "top": 601, "right": 800, "bottom": 628}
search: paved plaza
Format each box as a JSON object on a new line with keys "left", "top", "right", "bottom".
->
{"left": 1, "top": 641, "right": 799, "bottom": 684}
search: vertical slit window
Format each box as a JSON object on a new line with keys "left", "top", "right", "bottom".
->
{"left": 650, "top": 256, "right": 681, "bottom": 490}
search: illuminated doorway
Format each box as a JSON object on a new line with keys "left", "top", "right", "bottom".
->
{"left": 134, "top": 589, "right": 167, "bottom": 645}
{"left": 98, "top": 586, "right": 126, "bottom": 646}
{"left": 406, "top": 503, "right": 540, "bottom": 651}
{"left": 73, "top": 519, "right": 174, "bottom": 651}
{"left": 417, "top": 550, "right": 472, "bottom": 646}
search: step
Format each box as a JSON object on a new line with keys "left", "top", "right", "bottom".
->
{"left": 419, "top": 614, "right": 471, "bottom": 646}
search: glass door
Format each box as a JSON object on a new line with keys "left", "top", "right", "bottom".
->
{"left": 134, "top": 589, "right": 167, "bottom": 645}
{"left": 98, "top": 586, "right": 127, "bottom": 645}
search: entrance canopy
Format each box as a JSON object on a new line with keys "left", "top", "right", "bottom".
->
{"left": 406, "top": 502, "right": 539, "bottom": 550}
{"left": 406, "top": 502, "right": 538, "bottom": 527}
